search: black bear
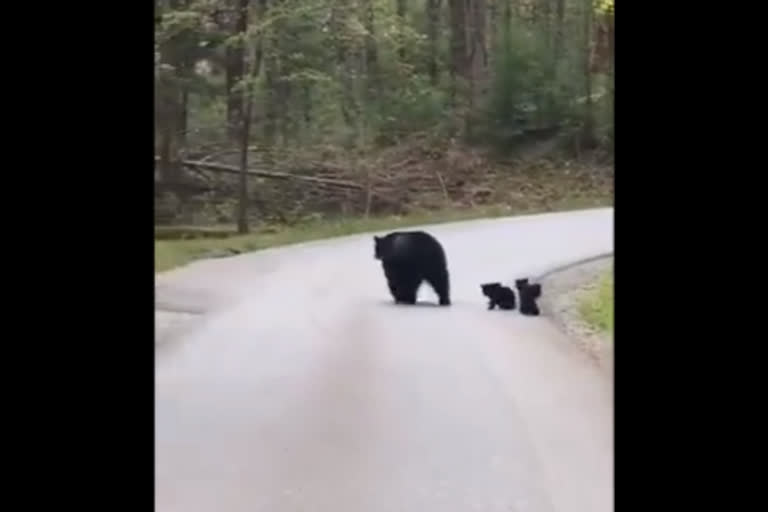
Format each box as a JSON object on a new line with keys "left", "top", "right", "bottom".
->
{"left": 516, "top": 279, "right": 542, "bottom": 316}
{"left": 374, "top": 230, "right": 451, "bottom": 306}
{"left": 480, "top": 282, "right": 516, "bottom": 310}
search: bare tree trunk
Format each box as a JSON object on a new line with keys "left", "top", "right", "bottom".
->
{"left": 396, "top": 0, "right": 407, "bottom": 60}
{"left": 178, "top": 74, "right": 189, "bottom": 147}
{"left": 176, "top": 0, "right": 191, "bottom": 148}
{"left": 448, "top": 0, "right": 468, "bottom": 105}
{"left": 581, "top": 0, "right": 595, "bottom": 148}
{"left": 226, "top": 0, "right": 246, "bottom": 141}
{"left": 363, "top": 0, "right": 377, "bottom": 68}
{"left": 502, "top": 0, "right": 512, "bottom": 45}
{"left": 466, "top": 0, "right": 488, "bottom": 138}
{"left": 332, "top": 0, "right": 358, "bottom": 129}
{"left": 361, "top": 0, "right": 378, "bottom": 99}
{"left": 540, "top": 0, "right": 553, "bottom": 125}
{"left": 361, "top": 0, "right": 379, "bottom": 88}
{"left": 158, "top": 105, "right": 179, "bottom": 182}
{"left": 553, "top": 0, "right": 564, "bottom": 62}
{"left": 489, "top": 0, "right": 498, "bottom": 53}
{"left": 157, "top": 0, "right": 184, "bottom": 183}
{"left": 263, "top": 0, "right": 279, "bottom": 144}
{"left": 608, "top": 13, "right": 614, "bottom": 135}
{"left": 426, "top": 0, "right": 442, "bottom": 85}
{"left": 235, "top": 0, "right": 251, "bottom": 234}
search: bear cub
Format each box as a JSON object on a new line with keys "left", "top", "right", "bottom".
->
{"left": 516, "top": 279, "right": 542, "bottom": 316}
{"left": 374, "top": 230, "right": 451, "bottom": 306}
{"left": 480, "top": 282, "right": 517, "bottom": 310}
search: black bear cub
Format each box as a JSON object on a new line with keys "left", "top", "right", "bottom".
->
{"left": 516, "top": 279, "right": 542, "bottom": 316}
{"left": 480, "top": 282, "right": 516, "bottom": 310}
{"left": 374, "top": 230, "right": 451, "bottom": 306}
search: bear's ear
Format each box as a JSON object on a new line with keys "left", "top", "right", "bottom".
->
{"left": 373, "top": 235, "right": 380, "bottom": 242}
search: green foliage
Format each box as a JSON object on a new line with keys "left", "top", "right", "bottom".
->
{"left": 579, "top": 268, "right": 614, "bottom": 337}
{"left": 155, "top": 0, "right": 613, "bottom": 153}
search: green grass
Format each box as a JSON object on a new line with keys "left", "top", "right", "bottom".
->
{"left": 155, "top": 197, "right": 611, "bottom": 273}
{"left": 578, "top": 269, "right": 614, "bottom": 338}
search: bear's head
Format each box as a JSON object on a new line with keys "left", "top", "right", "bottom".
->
{"left": 515, "top": 278, "right": 530, "bottom": 290}
{"left": 480, "top": 282, "right": 502, "bottom": 297}
{"left": 373, "top": 235, "right": 390, "bottom": 260}
{"left": 520, "top": 282, "right": 542, "bottom": 299}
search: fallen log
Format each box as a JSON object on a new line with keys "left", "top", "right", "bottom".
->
{"left": 155, "top": 157, "right": 363, "bottom": 191}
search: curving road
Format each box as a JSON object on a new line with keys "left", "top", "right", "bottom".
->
{"left": 155, "top": 208, "right": 614, "bottom": 512}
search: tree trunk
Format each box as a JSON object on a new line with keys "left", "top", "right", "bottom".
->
{"left": 502, "top": 0, "right": 512, "bottom": 46}
{"left": 332, "top": 0, "right": 358, "bottom": 129}
{"left": 263, "top": 49, "right": 277, "bottom": 144}
{"left": 262, "top": 0, "right": 279, "bottom": 144}
{"left": 238, "top": 93, "right": 253, "bottom": 234}
{"left": 362, "top": 0, "right": 378, "bottom": 85}
{"left": 581, "top": 0, "right": 595, "bottom": 148}
{"left": 448, "top": 0, "right": 468, "bottom": 104}
{"left": 464, "top": 0, "right": 488, "bottom": 138}
{"left": 178, "top": 76, "right": 189, "bottom": 147}
{"left": 540, "top": 0, "right": 553, "bottom": 125}
{"left": 426, "top": 0, "right": 441, "bottom": 85}
{"left": 175, "top": 0, "right": 191, "bottom": 148}
{"left": 553, "top": 0, "right": 565, "bottom": 62}
{"left": 489, "top": 0, "right": 497, "bottom": 53}
{"left": 157, "top": 0, "right": 184, "bottom": 183}
{"left": 396, "top": 0, "right": 407, "bottom": 60}
{"left": 235, "top": 0, "right": 251, "bottom": 234}
{"left": 608, "top": 13, "right": 614, "bottom": 135}
{"left": 226, "top": 0, "right": 246, "bottom": 141}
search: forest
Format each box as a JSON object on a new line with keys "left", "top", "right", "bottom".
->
{"left": 154, "top": 0, "right": 614, "bottom": 237}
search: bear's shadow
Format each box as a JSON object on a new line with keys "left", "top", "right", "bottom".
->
{"left": 376, "top": 300, "right": 438, "bottom": 308}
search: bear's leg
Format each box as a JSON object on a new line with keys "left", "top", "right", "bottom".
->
{"left": 393, "top": 269, "right": 421, "bottom": 305}
{"left": 386, "top": 264, "right": 419, "bottom": 305}
{"left": 519, "top": 298, "right": 540, "bottom": 316}
{"left": 397, "top": 272, "right": 421, "bottom": 305}
{"left": 388, "top": 281, "right": 402, "bottom": 302}
{"left": 425, "top": 266, "right": 451, "bottom": 306}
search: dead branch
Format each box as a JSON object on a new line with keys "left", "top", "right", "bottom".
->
{"left": 155, "top": 157, "right": 364, "bottom": 190}
{"left": 434, "top": 170, "right": 449, "bottom": 203}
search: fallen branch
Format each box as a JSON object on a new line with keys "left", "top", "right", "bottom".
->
{"left": 155, "top": 157, "right": 363, "bottom": 190}
{"left": 434, "top": 170, "right": 449, "bottom": 203}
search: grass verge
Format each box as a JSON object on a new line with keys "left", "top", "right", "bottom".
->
{"left": 155, "top": 197, "right": 611, "bottom": 273}
{"left": 578, "top": 269, "right": 614, "bottom": 338}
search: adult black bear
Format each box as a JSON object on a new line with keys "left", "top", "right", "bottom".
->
{"left": 374, "top": 231, "right": 451, "bottom": 306}
{"left": 480, "top": 282, "right": 516, "bottom": 310}
{"left": 516, "top": 279, "right": 542, "bottom": 316}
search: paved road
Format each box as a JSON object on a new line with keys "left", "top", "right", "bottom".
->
{"left": 155, "top": 208, "right": 614, "bottom": 512}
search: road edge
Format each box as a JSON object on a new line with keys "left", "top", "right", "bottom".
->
{"left": 536, "top": 255, "right": 614, "bottom": 376}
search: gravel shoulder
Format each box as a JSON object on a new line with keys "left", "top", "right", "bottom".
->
{"left": 539, "top": 256, "right": 614, "bottom": 376}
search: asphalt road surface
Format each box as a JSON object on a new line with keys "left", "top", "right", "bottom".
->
{"left": 155, "top": 208, "right": 614, "bottom": 512}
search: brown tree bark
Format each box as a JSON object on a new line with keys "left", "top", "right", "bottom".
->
{"left": 581, "top": 0, "right": 596, "bottom": 148}
{"left": 157, "top": 0, "right": 185, "bottom": 183}
{"left": 426, "top": 0, "right": 442, "bottom": 85}
{"left": 226, "top": 0, "right": 246, "bottom": 141}
{"left": 235, "top": 0, "right": 252, "bottom": 234}
{"left": 396, "top": 0, "right": 407, "bottom": 60}
{"left": 553, "top": 0, "right": 565, "bottom": 62}
{"left": 362, "top": 0, "right": 378, "bottom": 80}
{"left": 448, "top": 0, "right": 468, "bottom": 104}
{"left": 331, "top": 0, "right": 359, "bottom": 129}
{"left": 466, "top": 0, "right": 488, "bottom": 138}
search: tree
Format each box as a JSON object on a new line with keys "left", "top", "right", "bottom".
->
{"left": 425, "top": 0, "right": 441, "bottom": 85}
{"left": 235, "top": 0, "right": 252, "bottom": 234}
{"left": 581, "top": 0, "right": 595, "bottom": 148}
